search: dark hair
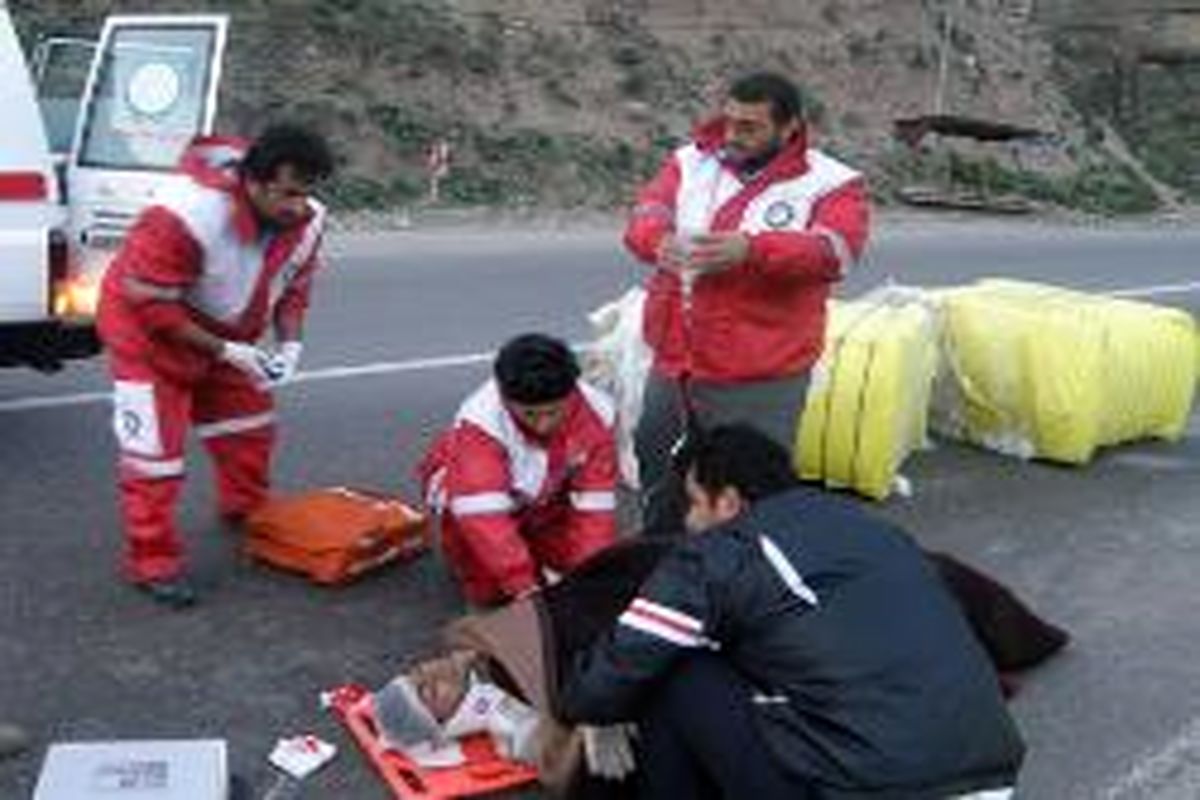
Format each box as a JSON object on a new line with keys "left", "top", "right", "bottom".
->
{"left": 677, "top": 424, "right": 798, "bottom": 503}
{"left": 494, "top": 333, "right": 580, "bottom": 405}
{"left": 241, "top": 123, "right": 334, "bottom": 184}
{"left": 728, "top": 72, "right": 803, "bottom": 125}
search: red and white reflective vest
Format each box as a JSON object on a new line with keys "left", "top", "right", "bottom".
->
{"left": 97, "top": 136, "right": 325, "bottom": 376}
{"left": 624, "top": 118, "right": 870, "bottom": 383}
{"left": 418, "top": 379, "right": 619, "bottom": 594}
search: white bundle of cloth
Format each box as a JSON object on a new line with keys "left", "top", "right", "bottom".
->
{"left": 372, "top": 671, "right": 541, "bottom": 768}
{"left": 583, "top": 286, "right": 652, "bottom": 488}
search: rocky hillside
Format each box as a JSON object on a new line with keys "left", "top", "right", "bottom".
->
{"left": 11, "top": 0, "right": 1185, "bottom": 214}
{"left": 1036, "top": 0, "right": 1200, "bottom": 203}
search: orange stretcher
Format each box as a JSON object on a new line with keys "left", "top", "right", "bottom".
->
{"left": 326, "top": 684, "right": 540, "bottom": 799}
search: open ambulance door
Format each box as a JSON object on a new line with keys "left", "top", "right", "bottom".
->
{"left": 61, "top": 14, "right": 228, "bottom": 316}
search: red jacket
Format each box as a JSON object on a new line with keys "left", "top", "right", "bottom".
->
{"left": 624, "top": 119, "right": 870, "bottom": 382}
{"left": 97, "top": 136, "right": 326, "bottom": 379}
{"left": 418, "top": 380, "right": 619, "bottom": 597}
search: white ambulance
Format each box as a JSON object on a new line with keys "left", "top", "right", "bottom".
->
{"left": 0, "top": 3, "right": 227, "bottom": 370}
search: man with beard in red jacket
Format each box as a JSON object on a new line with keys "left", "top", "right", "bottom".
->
{"left": 419, "top": 334, "right": 619, "bottom": 607}
{"left": 625, "top": 72, "right": 870, "bottom": 534}
{"left": 97, "top": 124, "right": 333, "bottom": 607}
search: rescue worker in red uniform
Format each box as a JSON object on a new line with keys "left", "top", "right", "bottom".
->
{"left": 419, "top": 334, "right": 619, "bottom": 606}
{"left": 97, "top": 125, "right": 334, "bottom": 607}
{"left": 625, "top": 72, "right": 870, "bottom": 534}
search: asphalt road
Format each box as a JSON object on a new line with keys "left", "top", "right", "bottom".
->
{"left": 0, "top": 216, "right": 1197, "bottom": 798}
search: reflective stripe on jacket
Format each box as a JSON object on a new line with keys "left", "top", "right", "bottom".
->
{"left": 97, "top": 137, "right": 325, "bottom": 373}
{"left": 560, "top": 487, "right": 1024, "bottom": 795}
{"left": 418, "top": 380, "right": 619, "bottom": 597}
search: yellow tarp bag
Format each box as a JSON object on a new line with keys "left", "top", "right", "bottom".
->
{"left": 933, "top": 279, "right": 1197, "bottom": 464}
{"left": 795, "top": 287, "right": 939, "bottom": 500}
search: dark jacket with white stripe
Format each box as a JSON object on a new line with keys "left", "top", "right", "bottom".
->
{"left": 558, "top": 487, "right": 1025, "bottom": 795}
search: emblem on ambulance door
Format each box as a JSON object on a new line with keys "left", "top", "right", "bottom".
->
{"left": 764, "top": 201, "right": 796, "bottom": 229}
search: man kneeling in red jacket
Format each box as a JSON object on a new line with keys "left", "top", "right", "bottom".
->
{"left": 419, "top": 334, "right": 619, "bottom": 605}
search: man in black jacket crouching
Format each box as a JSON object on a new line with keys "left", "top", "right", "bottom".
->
{"left": 558, "top": 424, "right": 1024, "bottom": 799}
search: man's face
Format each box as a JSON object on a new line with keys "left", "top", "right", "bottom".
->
{"left": 722, "top": 99, "right": 797, "bottom": 163}
{"left": 245, "top": 163, "right": 312, "bottom": 230}
{"left": 506, "top": 398, "right": 569, "bottom": 438}
{"left": 684, "top": 469, "right": 744, "bottom": 534}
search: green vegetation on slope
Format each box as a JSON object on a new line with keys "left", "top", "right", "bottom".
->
{"left": 11, "top": 0, "right": 1185, "bottom": 215}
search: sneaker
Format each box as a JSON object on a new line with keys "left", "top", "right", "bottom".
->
{"left": 135, "top": 576, "right": 198, "bottom": 609}
{"left": 0, "top": 723, "right": 28, "bottom": 759}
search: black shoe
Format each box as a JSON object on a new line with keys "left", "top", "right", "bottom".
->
{"left": 0, "top": 723, "right": 28, "bottom": 759}
{"left": 135, "top": 577, "right": 198, "bottom": 609}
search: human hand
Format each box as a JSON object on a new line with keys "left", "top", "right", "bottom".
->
{"left": 219, "top": 341, "right": 274, "bottom": 384}
{"left": 581, "top": 723, "right": 637, "bottom": 780}
{"left": 266, "top": 341, "right": 304, "bottom": 384}
{"left": 655, "top": 233, "right": 689, "bottom": 273}
{"left": 687, "top": 232, "right": 750, "bottom": 274}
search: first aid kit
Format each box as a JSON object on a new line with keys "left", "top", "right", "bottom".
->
{"left": 245, "top": 487, "right": 429, "bottom": 584}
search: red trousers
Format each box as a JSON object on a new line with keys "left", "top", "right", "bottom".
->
{"left": 108, "top": 349, "right": 275, "bottom": 582}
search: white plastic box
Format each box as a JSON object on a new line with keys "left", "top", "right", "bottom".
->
{"left": 33, "top": 739, "right": 228, "bottom": 800}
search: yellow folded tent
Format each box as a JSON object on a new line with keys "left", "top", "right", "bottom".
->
{"left": 795, "top": 287, "right": 939, "bottom": 500}
{"left": 932, "top": 279, "right": 1197, "bottom": 464}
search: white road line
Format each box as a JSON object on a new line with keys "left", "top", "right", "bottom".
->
{"left": 0, "top": 278, "right": 1196, "bottom": 416}
{"left": 1107, "top": 452, "right": 1197, "bottom": 472}
{"left": 1106, "top": 280, "right": 1200, "bottom": 299}
{"left": 1103, "top": 716, "right": 1200, "bottom": 799}
{"left": 289, "top": 351, "right": 492, "bottom": 385}
{"left": 0, "top": 350, "right": 494, "bottom": 414}
{"left": 0, "top": 390, "right": 113, "bottom": 413}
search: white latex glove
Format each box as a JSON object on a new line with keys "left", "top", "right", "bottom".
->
{"left": 266, "top": 341, "right": 304, "bottom": 384}
{"left": 219, "top": 341, "right": 274, "bottom": 384}
{"left": 581, "top": 724, "right": 637, "bottom": 780}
